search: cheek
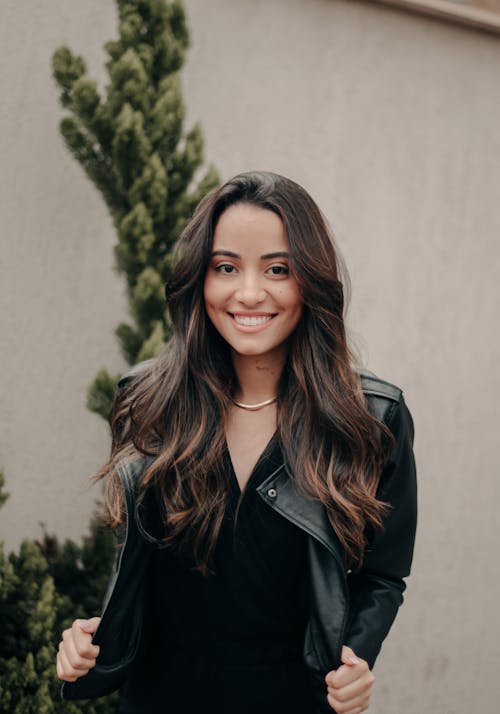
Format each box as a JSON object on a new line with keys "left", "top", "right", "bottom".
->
{"left": 279, "top": 284, "right": 303, "bottom": 315}
{"left": 203, "top": 276, "right": 220, "bottom": 308}
{"left": 203, "top": 277, "right": 230, "bottom": 326}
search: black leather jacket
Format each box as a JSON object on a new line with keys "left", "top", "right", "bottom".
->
{"left": 62, "top": 372, "right": 417, "bottom": 712}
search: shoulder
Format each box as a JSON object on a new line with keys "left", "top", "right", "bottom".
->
{"left": 357, "top": 368, "right": 413, "bottom": 440}
{"left": 358, "top": 368, "right": 401, "bottom": 418}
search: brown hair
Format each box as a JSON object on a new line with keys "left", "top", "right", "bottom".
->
{"left": 97, "top": 171, "right": 391, "bottom": 574}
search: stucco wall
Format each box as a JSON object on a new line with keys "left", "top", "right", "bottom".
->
{"left": 1, "top": 1, "right": 499, "bottom": 711}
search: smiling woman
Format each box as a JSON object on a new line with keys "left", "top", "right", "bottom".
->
{"left": 56, "top": 171, "right": 417, "bottom": 714}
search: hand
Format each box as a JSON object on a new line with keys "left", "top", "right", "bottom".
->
{"left": 56, "top": 617, "right": 101, "bottom": 682}
{"left": 324, "top": 646, "right": 375, "bottom": 713}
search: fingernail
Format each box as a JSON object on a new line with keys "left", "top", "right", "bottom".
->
{"left": 79, "top": 619, "right": 90, "bottom": 628}
{"left": 348, "top": 656, "right": 360, "bottom": 665}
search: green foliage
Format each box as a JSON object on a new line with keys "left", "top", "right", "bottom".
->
{"left": 0, "top": 521, "right": 119, "bottom": 712}
{"left": 86, "top": 368, "right": 121, "bottom": 421}
{"left": 52, "top": 0, "right": 219, "bottom": 418}
{"left": 0, "top": 540, "right": 60, "bottom": 712}
{"left": 38, "top": 512, "right": 118, "bottom": 628}
{"left": 0, "top": 473, "right": 117, "bottom": 710}
{"left": 0, "top": 469, "right": 9, "bottom": 508}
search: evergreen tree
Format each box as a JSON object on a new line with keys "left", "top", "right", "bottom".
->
{"left": 52, "top": 0, "right": 219, "bottom": 418}
{"left": 0, "top": 482, "right": 118, "bottom": 712}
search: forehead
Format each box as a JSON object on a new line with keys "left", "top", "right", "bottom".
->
{"left": 213, "top": 203, "right": 288, "bottom": 253}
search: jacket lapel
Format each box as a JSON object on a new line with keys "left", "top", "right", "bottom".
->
{"left": 122, "top": 456, "right": 345, "bottom": 571}
{"left": 256, "top": 466, "right": 345, "bottom": 570}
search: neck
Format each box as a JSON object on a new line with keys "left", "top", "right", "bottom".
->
{"left": 231, "top": 347, "right": 287, "bottom": 404}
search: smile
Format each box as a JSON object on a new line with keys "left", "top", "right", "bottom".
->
{"left": 231, "top": 313, "right": 274, "bottom": 326}
{"left": 227, "top": 312, "right": 277, "bottom": 333}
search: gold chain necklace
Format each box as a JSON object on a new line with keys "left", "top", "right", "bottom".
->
{"left": 232, "top": 397, "right": 277, "bottom": 411}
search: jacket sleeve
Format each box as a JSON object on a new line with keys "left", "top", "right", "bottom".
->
{"left": 344, "top": 395, "right": 417, "bottom": 669}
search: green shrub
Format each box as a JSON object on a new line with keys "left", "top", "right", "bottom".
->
{"left": 0, "top": 471, "right": 118, "bottom": 712}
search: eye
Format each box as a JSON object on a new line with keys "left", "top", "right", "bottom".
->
{"left": 266, "top": 265, "right": 289, "bottom": 276}
{"left": 215, "top": 263, "right": 237, "bottom": 274}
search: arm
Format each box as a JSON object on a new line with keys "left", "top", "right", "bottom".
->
{"left": 344, "top": 395, "right": 417, "bottom": 667}
{"left": 324, "top": 395, "right": 417, "bottom": 711}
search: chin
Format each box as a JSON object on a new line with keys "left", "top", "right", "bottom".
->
{"left": 232, "top": 346, "right": 267, "bottom": 357}
{"left": 230, "top": 341, "right": 286, "bottom": 359}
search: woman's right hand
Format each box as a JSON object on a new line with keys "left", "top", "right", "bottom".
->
{"left": 56, "top": 617, "right": 101, "bottom": 682}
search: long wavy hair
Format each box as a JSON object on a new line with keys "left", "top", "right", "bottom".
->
{"left": 97, "top": 171, "right": 392, "bottom": 574}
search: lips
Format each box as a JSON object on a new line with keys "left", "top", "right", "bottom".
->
{"left": 226, "top": 312, "right": 277, "bottom": 332}
{"left": 231, "top": 313, "right": 275, "bottom": 326}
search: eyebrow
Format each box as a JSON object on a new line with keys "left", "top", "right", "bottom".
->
{"left": 211, "top": 250, "right": 289, "bottom": 259}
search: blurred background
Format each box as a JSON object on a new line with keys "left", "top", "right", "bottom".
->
{"left": 1, "top": 0, "right": 499, "bottom": 711}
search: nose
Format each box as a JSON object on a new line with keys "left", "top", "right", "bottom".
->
{"left": 234, "top": 271, "right": 266, "bottom": 306}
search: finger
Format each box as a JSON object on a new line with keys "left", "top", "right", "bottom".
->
{"left": 77, "top": 616, "right": 101, "bottom": 635}
{"left": 62, "top": 629, "right": 96, "bottom": 670}
{"left": 331, "top": 658, "right": 370, "bottom": 688}
{"left": 56, "top": 651, "right": 71, "bottom": 681}
{"left": 328, "top": 663, "right": 359, "bottom": 689}
{"left": 71, "top": 620, "right": 100, "bottom": 659}
{"left": 340, "top": 645, "right": 360, "bottom": 666}
{"left": 56, "top": 646, "right": 79, "bottom": 682}
{"left": 327, "top": 668, "right": 374, "bottom": 714}
{"left": 56, "top": 650, "right": 63, "bottom": 679}
{"left": 327, "top": 689, "right": 370, "bottom": 714}
{"left": 328, "top": 669, "right": 375, "bottom": 701}
{"left": 326, "top": 646, "right": 361, "bottom": 688}
{"left": 59, "top": 636, "right": 91, "bottom": 674}
{"left": 325, "top": 668, "right": 336, "bottom": 687}
{"left": 344, "top": 706, "right": 368, "bottom": 714}
{"left": 59, "top": 638, "right": 95, "bottom": 678}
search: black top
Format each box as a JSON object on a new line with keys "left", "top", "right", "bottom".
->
{"left": 119, "top": 435, "right": 315, "bottom": 713}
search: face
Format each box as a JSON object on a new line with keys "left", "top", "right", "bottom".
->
{"left": 203, "top": 203, "right": 303, "bottom": 361}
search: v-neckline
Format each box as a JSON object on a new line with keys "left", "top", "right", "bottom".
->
{"left": 225, "top": 430, "right": 278, "bottom": 496}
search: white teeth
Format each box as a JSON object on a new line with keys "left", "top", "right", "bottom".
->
{"left": 233, "top": 314, "right": 273, "bottom": 326}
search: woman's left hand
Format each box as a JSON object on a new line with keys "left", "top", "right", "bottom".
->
{"left": 324, "top": 646, "right": 375, "bottom": 713}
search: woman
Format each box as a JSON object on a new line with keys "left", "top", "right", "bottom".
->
{"left": 56, "top": 171, "right": 417, "bottom": 713}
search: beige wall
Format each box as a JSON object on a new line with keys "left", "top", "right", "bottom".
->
{"left": 1, "top": 0, "right": 499, "bottom": 711}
